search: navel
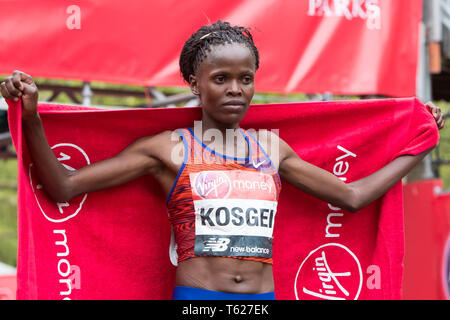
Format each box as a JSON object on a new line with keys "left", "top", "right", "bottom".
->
{"left": 234, "top": 275, "right": 243, "bottom": 283}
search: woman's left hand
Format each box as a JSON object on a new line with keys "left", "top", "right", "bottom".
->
{"left": 426, "top": 101, "right": 445, "bottom": 130}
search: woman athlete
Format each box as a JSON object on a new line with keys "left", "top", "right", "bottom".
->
{"left": 0, "top": 21, "right": 445, "bottom": 300}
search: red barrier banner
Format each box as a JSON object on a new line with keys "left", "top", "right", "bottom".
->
{"left": 0, "top": 275, "right": 16, "bottom": 300}
{"left": 403, "top": 179, "right": 450, "bottom": 300}
{"left": 7, "top": 98, "right": 438, "bottom": 300}
{"left": 0, "top": 0, "right": 421, "bottom": 96}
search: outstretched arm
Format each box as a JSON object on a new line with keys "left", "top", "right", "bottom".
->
{"left": 277, "top": 102, "right": 442, "bottom": 212}
{"left": 1, "top": 71, "right": 173, "bottom": 202}
{"left": 278, "top": 140, "right": 433, "bottom": 213}
{"left": 347, "top": 148, "right": 431, "bottom": 211}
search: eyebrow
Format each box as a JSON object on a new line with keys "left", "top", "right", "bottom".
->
{"left": 209, "top": 69, "right": 255, "bottom": 76}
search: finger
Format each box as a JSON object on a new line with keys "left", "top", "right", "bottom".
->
{"left": 0, "top": 81, "right": 17, "bottom": 101}
{"left": 432, "top": 108, "right": 440, "bottom": 119}
{"left": 4, "top": 77, "right": 21, "bottom": 97}
{"left": 12, "top": 71, "right": 24, "bottom": 91}
{"left": 434, "top": 108, "right": 442, "bottom": 119}
{"left": 439, "top": 115, "right": 445, "bottom": 128}
{"left": 425, "top": 101, "right": 436, "bottom": 110}
{"left": 0, "top": 82, "right": 11, "bottom": 99}
{"left": 437, "top": 114, "right": 444, "bottom": 128}
{"left": 13, "top": 70, "right": 33, "bottom": 86}
{"left": 432, "top": 108, "right": 438, "bottom": 117}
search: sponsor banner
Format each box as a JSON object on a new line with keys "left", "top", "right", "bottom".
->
{"left": 443, "top": 235, "right": 450, "bottom": 299}
{"left": 402, "top": 179, "right": 450, "bottom": 300}
{"left": 195, "top": 235, "right": 272, "bottom": 258}
{"left": 8, "top": 98, "right": 438, "bottom": 299}
{"left": 0, "top": 0, "right": 421, "bottom": 96}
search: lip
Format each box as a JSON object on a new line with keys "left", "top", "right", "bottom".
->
{"left": 222, "top": 100, "right": 245, "bottom": 111}
{"left": 222, "top": 101, "right": 246, "bottom": 107}
{"left": 221, "top": 102, "right": 246, "bottom": 112}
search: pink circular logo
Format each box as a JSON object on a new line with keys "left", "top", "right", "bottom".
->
{"left": 193, "top": 171, "right": 231, "bottom": 199}
{"left": 294, "top": 243, "right": 362, "bottom": 300}
{"left": 29, "top": 143, "right": 90, "bottom": 223}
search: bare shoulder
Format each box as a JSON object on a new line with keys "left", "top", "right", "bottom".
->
{"left": 131, "top": 129, "right": 179, "bottom": 146}
{"left": 139, "top": 129, "right": 186, "bottom": 168}
{"left": 131, "top": 129, "right": 182, "bottom": 155}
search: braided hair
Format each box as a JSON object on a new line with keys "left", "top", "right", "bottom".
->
{"left": 179, "top": 20, "right": 259, "bottom": 83}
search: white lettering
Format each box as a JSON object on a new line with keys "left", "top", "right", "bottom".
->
{"left": 66, "top": 5, "right": 81, "bottom": 30}
{"left": 308, "top": 0, "right": 322, "bottom": 15}
{"left": 308, "top": 0, "right": 381, "bottom": 30}
{"left": 366, "top": 0, "right": 381, "bottom": 30}
{"left": 53, "top": 229, "right": 80, "bottom": 299}
{"left": 325, "top": 213, "right": 344, "bottom": 238}
{"left": 225, "top": 128, "right": 247, "bottom": 163}
{"left": 69, "top": 265, "right": 82, "bottom": 290}
{"left": 196, "top": 175, "right": 227, "bottom": 198}
{"left": 334, "top": 0, "right": 352, "bottom": 19}
{"left": 233, "top": 179, "right": 273, "bottom": 194}
{"left": 304, "top": 251, "right": 351, "bottom": 300}
{"left": 183, "top": 304, "right": 217, "bottom": 317}
{"left": 352, "top": 0, "right": 367, "bottom": 18}
{"left": 57, "top": 259, "right": 71, "bottom": 278}
{"left": 59, "top": 278, "right": 72, "bottom": 296}
{"left": 324, "top": 145, "right": 357, "bottom": 238}
{"left": 366, "top": 265, "right": 381, "bottom": 289}
{"left": 54, "top": 229, "right": 69, "bottom": 257}
{"left": 333, "top": 161, "right": 349, "bottom": 176}
{"left": 203, "top": 128, "right": 222, "bottom": 164}
{"left": 336, "top": 145, "right": 357, "bottom": 161}
{"left": 170, "top": 131, "right": 185, "bottom": 165}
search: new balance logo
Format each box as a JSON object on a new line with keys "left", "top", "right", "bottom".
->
{"left": 202, "top": 237, "right": 231, "bottom": 252}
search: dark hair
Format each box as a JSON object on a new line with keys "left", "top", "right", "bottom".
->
{"left": 179, "top": 20, "right": 259, "bottom": 83}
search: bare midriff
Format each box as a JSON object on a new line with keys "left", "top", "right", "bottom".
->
{"left": 175, "top": 256, "right": 274, "bottom": 293}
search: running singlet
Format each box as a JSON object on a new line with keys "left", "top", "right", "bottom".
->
{"left": 167, "top": 127, "right": 281, "bottom": 265}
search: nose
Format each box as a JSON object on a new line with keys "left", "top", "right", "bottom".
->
{"left": 226, "top": 79, "right": 242, "bottom": 96}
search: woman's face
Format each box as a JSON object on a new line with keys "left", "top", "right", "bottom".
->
{"left": 189, "top": 42, "right": 256, "bottom": 128}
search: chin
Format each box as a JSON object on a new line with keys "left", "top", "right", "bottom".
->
{"left": 220, "top": 112, "right": 247, "bottom": 125}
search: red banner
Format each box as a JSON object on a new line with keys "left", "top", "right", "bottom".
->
{"left": 0, "top": 275, "right": 16, "bottom": 300}
{"left": 0, "top": 0, "right": 421, "bottom": 96}
{"left": 403, "top": 179, "right": 450, "bottom": 299}
{"left": 7, "top": 98, "right": 439, "bottom": 300}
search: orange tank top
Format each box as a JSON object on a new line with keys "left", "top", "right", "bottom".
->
{"left": 167, "top": 127, "right": 281, "bottom": 265}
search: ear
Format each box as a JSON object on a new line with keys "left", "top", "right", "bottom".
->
{"left": 189, "top": 75, "right": 200, "bottom": 96}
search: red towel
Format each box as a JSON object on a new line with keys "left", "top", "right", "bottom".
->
{"left": 7, "top": 98, "right": 438, "bottom": 300}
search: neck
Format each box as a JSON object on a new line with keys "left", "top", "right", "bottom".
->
{"left": 200, "top": 113, "right": 241, "bottom": 137}
{"left": 192, "top": 116, "right": 247, "bottom": 157}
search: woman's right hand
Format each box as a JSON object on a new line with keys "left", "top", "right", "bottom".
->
{"left": 0, "top": 70, "right": 39, "bottom": 119}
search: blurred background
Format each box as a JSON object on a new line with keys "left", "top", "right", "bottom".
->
{"left": 0, "top": 0, "right": 449, "bottom": 300}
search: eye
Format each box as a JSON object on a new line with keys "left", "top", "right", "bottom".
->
{"left": 242, "top": 75, "right": 254, "bottom": 84}
{"left": 214, "top": 75, "right": 226, "bottom": 84}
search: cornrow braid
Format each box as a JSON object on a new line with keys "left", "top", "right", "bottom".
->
{"left": 179, "top": 20, "right": 259, "bottom": 83}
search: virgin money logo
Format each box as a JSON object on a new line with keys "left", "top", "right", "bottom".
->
{"left": 193, "top": 171, "right": 231, "bottom": 199}
{"left": 29, "top": 143, "right": 90, "bottom": 223}
{"left": 294, "top": 243, "right": 362, "bottom": 300}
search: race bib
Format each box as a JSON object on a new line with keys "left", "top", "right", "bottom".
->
{"left": 190, "top": 170, "right": 278, "bottom": 258}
